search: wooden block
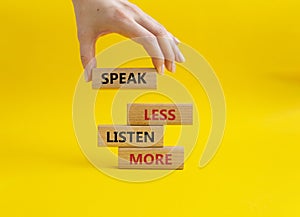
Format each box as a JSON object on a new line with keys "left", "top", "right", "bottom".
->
{"left": 98, "top": 125, "right": 164, "bottom": 147}
{"left": 118, "top": 146, "right": 184, "bottom": 169}
{"left": 127, "top": 103, "right": 193, "bottom": 125}
{"left": 92, "top": 68, "right": 157, "bottom": 89}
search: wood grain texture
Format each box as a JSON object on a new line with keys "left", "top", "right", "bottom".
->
{"left": 98, "top": 125, "right": 164, "bottom": 147}
{"left": 92, "top": 68, "right": 157, "bottom": 89}
{"left": 118, "top": 146, "right": 184, "bottom": 170}
{"left": 127, "top": 103, "right": 193, "bottom": 125}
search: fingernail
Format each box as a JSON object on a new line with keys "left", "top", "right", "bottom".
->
{"left": 84, "top": 65, "right": 92, "bottom": 82}
{"left": 178, "top": 52, "right": 186, "bottom": 63}
{"left": 84, "top": 58, "right": 96, "bottom": 82}
{"left": 84, "top": 69, "right": 89, "bottom": 81}
{"left": 171, "top": 62, "right": 176, "bottom": 72}
{"left": 174, "top": 37, "right": 181, "bottom": 44}
{"left": 158, "top": 64, "right": 165, "bottom": 75}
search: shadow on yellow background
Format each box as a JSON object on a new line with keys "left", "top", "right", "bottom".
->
{"left": 0, "top": 0, "right": 299, "bottom": 216}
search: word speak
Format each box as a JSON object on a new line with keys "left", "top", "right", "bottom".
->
{"left": 92, "top": 68, "right": 157, "bottom": 89}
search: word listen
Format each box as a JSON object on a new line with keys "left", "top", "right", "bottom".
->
{"left": 98, "top": 125, "right": 164, "bottom": 147}
{"left": 107, "top": 131, "right": 154, "bottom": 143}
{"left": 118, "top": 146, "right": 184, "bottom": 169}
{"left": 127, "top": 103, "right": 193, "bottom": 125}
{"left": 92, "top": 68, "right": 157, "bottom": 89}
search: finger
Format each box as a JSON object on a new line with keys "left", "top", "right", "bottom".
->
{"left": 78, "top": 37, "right": 96, "bottom": 82}
{"left": 134, "top": 13, "right": 181, "bottom": 71}
{"left": 117, "top": 19, "right": 165, "bottom": 74}
{"left": 164, "top": 31, "right": 185, "bottom": 62}
{"left": 169, "top": 36, "right": 185, "bottom": 63}
{"left": 134, "top": 14, "right": 174, "bottom": 69}
{"left": 168, "top": 31, "right": 181, "bottom": 45}
{"left": 166, "top": 31, "right": 185, "bottom": 62}
{"left": 157, "top": 36, "right": 175, "bottom": 72}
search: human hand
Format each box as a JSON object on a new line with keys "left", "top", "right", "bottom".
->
{"left": 72, "top": 0, "right": 185, "bottom": 81}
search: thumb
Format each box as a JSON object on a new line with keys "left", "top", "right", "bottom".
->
{"left": 79, "top": 37, "right": 96, "bottom": 82}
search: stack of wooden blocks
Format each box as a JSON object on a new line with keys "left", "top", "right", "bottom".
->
{"left": 93, "top": 68, "right": 193, "bottom": 170}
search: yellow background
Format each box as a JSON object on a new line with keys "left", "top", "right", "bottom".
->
{"left": 1, "top": 0, "right": 300, "bottom": 216}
